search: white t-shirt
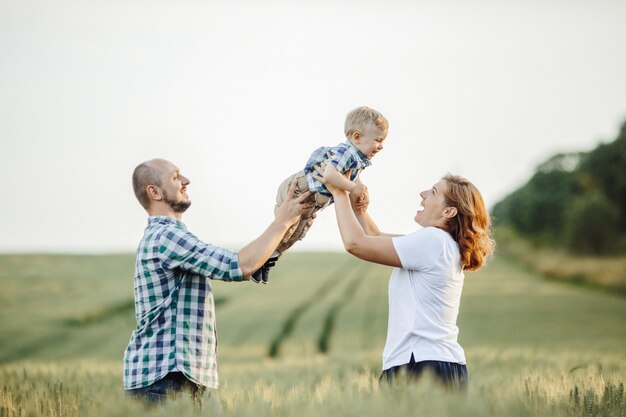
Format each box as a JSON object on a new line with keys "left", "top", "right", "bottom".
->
{"left": 382, "top": 226, "right": 466, "bottom": 370}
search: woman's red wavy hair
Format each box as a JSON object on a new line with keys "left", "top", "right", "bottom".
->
{"left": 440, "top": 174, "right": 495, "bottom": 271}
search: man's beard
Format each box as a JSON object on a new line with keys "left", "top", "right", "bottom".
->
{"left": 163, "top": 190, "right": 191, "bottom": 213}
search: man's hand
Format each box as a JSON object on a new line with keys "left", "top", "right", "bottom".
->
{"left": 274, "top": 179, "right": 314, "bottom": 227}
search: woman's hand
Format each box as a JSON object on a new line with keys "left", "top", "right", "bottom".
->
{"left": 351, "top": 181, "right": 369, "bottom": 213}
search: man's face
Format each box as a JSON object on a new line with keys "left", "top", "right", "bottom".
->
{"left": 158, "top": 162, "right": 191, "bottom": 213}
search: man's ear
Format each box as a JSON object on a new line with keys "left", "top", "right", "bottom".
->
{"left": 147, "top": 185, "right": 163, "bottom": 201}
{"left": 443, "top": 207, "right": 458, "bottom": 219}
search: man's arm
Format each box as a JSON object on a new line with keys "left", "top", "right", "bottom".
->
{"left": 157, "top": 181, "right": 311, "bottom": 281}
{"left": 237, "top": 181, "right": 313, "bottom": 279}
{"left": 159, "top": 231, "right": 244, "bottom": 282}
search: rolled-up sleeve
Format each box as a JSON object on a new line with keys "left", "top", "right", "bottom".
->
{"left": 158, "top": 226, "right": 244, "bottom": 281}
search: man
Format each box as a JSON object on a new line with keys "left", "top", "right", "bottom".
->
{"left": 124, "top": 158, "right": 313, "bottom": 406}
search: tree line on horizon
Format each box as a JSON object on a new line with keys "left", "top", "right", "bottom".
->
{"left": 492, "top": 119, "right": 626, "bottom": 255}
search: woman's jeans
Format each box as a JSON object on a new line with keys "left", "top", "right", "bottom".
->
{"left": 126, "top": 372, "right": 206, "bottom": 408}
{"left": 380, "top": 354, "right": 468, "bottom": 391}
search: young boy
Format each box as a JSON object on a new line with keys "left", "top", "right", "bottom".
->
{"left": 252, "top": 106, "right": 388, "bottom": 283}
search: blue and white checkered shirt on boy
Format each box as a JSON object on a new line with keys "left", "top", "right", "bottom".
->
{"left": 123, "top": 216, "right": 243, "bottom": 390}
{"left": 303, "top": 140, "right": 371, "bottom": 199}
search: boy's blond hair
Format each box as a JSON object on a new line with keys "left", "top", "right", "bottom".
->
{"left": 344, "top": 106, "right": 389, "bottom": 138}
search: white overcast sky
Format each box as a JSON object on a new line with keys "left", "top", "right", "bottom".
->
{"left": 1, "top": 0, "right": 625, "bottom": 253}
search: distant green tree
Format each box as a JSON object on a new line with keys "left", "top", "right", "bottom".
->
{"left": 564, "top": 192, "right": 620, "bottom": 255}
{"left": 493, "top": 119, "right": 626, "bottom": 254}
{"left": 577, "top": 121, "right": 626, "bottom": 231}
{"left": 492, "top": 153, "right": 580, "bottom": 239}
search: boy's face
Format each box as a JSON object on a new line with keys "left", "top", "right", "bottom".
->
{"left": 352, "top": 121, "right": 388, "bottom": 160}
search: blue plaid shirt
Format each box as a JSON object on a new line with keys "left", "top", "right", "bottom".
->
{"left": 123, "top": 216, "right": 243, "bottom": 390}
{"left": 303, "top": 141, "right": 371, "bottom": 198}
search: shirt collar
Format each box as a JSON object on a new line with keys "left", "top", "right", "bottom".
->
{"left": 345, "top": 141, "right": 372, "bottom": 167}
{"left": 147, "top": 215, "right": 186, "bottom": 229}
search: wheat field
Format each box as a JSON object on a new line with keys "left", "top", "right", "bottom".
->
{"left": 0, "top": 253, "right": 624, "bottom": 416}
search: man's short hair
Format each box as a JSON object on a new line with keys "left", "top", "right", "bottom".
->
{"left": 344, "top": 106, "right": 389, "bottom": 138}
{"left": 132, "top": 162, "right": 163, "bottom": 210}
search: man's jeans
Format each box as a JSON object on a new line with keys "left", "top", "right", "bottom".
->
{"left": 126, "top": 372, "right": 206, "bottom": 408}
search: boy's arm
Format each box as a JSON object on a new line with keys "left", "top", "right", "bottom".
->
{"left": 323, "top": 148, "right": 366, "bottom": 197}
{"left": 325, "top": 171, "right": 364, "bottom": 195}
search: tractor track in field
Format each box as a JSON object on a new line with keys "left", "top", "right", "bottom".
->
{"left": 316, "top": 264, "right": 368, "bottom": 353}
{"left": 1, "top": 297, "right": 230, "bottom": 364}
{"left": 64, "top": 296, "right": 228, "bottom": 327}
{"left": 267, "top": 259, "right": 356, "bottom": 358}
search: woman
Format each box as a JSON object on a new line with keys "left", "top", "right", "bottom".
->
{"left": 316, "top": 165, "right": 495, "bottom": 389}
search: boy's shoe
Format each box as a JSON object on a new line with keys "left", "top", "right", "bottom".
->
{"left": 250, "top": 252, "right": 280, "bottom": 284}
{"left": 250, "top": 268, "right": 262, "bottom": 284}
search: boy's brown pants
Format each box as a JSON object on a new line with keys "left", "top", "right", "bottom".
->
{"left": 274, "top": 171, "right": 330, "bottom": 256}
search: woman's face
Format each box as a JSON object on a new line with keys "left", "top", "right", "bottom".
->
{"left": 414, "top": 179, "right": 450, "bottom": 227}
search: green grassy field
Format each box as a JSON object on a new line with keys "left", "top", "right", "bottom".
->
{"left": 0, "top": 252, "right": 624, "bottom": 417}
{"left": 495, "top": 227, "right": 626, "bottom": 294}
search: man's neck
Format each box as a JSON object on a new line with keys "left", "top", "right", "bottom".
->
{"left": 147, "top": 204, "right": 183, "bottom": 220}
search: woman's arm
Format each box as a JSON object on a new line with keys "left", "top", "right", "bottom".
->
{"left": 355, "top": 210, "right": 402, "bottom": 238}
{"left": 313, "top": 163, "right": 403, "bottom": 266}
{"left": 336, "top": 172, "right": 401, "bottom": 238}
{"left": 354, "top": 210, "right": 381, "bottom": 236}
{"left": 332, "top": 189, "right": 402, "bottom": 268}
